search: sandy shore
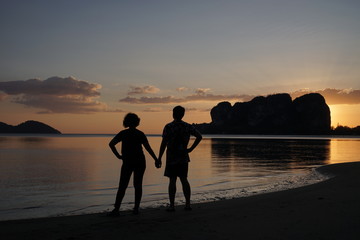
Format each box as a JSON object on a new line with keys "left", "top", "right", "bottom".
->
{"left": 1, "top": 162, "right": 360, "bottom": 240}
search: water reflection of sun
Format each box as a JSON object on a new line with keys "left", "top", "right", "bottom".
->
{"left": 329, "top": 139, "right": 360, "bottom": 164}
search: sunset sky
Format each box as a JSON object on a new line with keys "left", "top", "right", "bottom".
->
{"left": 1, "top": 0, "right": 360, "bottom": 134}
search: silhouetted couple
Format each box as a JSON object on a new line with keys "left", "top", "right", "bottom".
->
{"left": 108, "top": 106, "right": 202, "bottom": 216}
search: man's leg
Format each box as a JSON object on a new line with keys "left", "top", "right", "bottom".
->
{"left": 168, "top": 176, "right": 177, "bottom": 209}
{"left": 179, "top": 176, "right": 191, "bottom": 209}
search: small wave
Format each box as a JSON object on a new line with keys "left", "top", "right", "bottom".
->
{"left": 23, "top": 206, "right": 42, "bottom": 210}
{"left": 63, "top": 204, "right": 104, "bottom": 214}
{"left": 197, "top": 180, "right": 231, "bottom": 188}
{"left": 189, "top": 169, "right": 329, "bottom": 203}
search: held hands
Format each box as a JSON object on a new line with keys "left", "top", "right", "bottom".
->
{"left": 155, "top": 159, "right": 162, "bottom": 168}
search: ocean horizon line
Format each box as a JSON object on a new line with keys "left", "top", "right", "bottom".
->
{"left": 1, "top": 133, "right": 360, "bottom": 140}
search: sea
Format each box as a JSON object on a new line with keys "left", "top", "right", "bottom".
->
{"left": 0, "top": 134, "right": 359, "bottom": 221}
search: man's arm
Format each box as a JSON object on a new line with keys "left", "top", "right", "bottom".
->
{"left": 188, "top": 130, "right": 202, "bottom": 153}
{"left": 158, "top": 137, "right": 167, "bottom": 164}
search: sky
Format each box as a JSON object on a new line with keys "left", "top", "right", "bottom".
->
{"left": 1, "top": 0, "right": 360, "bottom": 134}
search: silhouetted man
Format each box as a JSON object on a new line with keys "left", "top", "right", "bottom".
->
{"left": 158, "top": 106, "right": 202, "bottom": 211}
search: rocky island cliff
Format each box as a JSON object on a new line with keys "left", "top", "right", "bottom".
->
{"left": 0, "top": 120, "right": 61, "bottom": 134}
{"left": 195, "top": 93, "right": 331, "bottom": 135}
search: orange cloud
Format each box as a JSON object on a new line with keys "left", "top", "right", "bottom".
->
{"left": 290, "top": 88, "right": 360, "bottom": 105}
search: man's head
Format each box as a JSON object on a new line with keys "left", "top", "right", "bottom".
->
{"left": 173, "top": 106, "right": 185, "bottom": 120}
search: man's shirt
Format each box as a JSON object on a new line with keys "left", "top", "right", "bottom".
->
{"left": 162, "top": 120, "right": 200, "bottom": 165}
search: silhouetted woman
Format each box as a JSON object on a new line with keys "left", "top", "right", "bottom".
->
{"left": 108, "top": 113, "right": 160, "bottom": 216}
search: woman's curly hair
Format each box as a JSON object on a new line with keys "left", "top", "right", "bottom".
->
{"left": 123, "top": 113, "right": 140, "bottom": 128}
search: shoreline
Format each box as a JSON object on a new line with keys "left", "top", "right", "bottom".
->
{"left": 0, "top": 166, "right": 327, "bottom": 222}
{"left": 1, "top": 162, "right": 360, "bottom": 240}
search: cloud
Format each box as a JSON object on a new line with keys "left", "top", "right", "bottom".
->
{"left": 176, "top": 87, "right": 189, "bottom": 92}
{"left": 184, "top": 107, "right": 210, "bottom": 112}
{"left": 290, "top": 88, "right": 360, "bottom": 105}
{"left": 185, "top": 93, "right": 253, "bottom": 102}
{"left": 119, "top": 91, "right": 253, "bottom": 104}
{"left": 143, "top": 107, "right": 164, "bottom": 112}
{"left": 15, "top": 95, "right": 109, "bottom": 114}
{"left": 0, "top": 76, "right": 120, "bottom": 114}
{"left": 120, "top": 96, "right": 184, "bottom": 104}
{"left": 127, "top": 85, "right": 160, "bottom": 95}
{"left": 0, "top": 91, "right": 7, "bottom": 101}
{"left": 194, "top": 88, "right": 211, "bottom": 95}
{"left": 118, "top": 86, "right": 360, "bottom": 106}
{"left": 0, "top": 76, "right": 101, "bottom": 97}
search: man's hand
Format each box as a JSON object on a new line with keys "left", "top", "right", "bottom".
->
{"left": 155, "top": 159, "right": 162, "bottom": 168}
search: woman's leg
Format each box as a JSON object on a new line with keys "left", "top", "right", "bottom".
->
{"left": 133, "top": 165, "right": 146, "bottom": 211}
{"left": 114, "top": 164, "right": 133, "bottom": 210}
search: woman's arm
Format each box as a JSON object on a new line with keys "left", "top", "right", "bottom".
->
{"left": 109, "top": 138, "right": 122, "bottom": 160}
{"left": 143, "top": 141, "right": 161, "bottom": 168}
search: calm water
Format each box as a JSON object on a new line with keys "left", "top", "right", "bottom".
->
{"left": 0, "top": 134, "right": 359, "bottom": 221}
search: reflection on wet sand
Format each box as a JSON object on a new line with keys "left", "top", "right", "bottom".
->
{"left": 211, "top": 138, "right": 330, "bottom": 174}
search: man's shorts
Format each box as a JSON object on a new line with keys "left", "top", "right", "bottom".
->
{"left": 164, "top": 163, "right": 189, "bottom": 178}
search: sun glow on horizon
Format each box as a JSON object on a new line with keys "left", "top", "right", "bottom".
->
{"left": 329, "top": 104, "right": 360, "bottom": 128}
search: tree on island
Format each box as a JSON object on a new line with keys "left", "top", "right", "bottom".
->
{"left": 331, "top": 125, "right": 360, "bottom": 135}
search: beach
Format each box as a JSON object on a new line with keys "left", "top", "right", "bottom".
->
{"left": 1, "top": 161, "right": 360, "bottom": 240}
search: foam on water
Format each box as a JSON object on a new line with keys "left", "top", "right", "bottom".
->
{"left": 62, "top": 168, "right": 330, "bottom": 217}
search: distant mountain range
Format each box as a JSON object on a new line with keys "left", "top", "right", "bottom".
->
{"left": 0, "top": 120, "right": 61, "bottom": 134}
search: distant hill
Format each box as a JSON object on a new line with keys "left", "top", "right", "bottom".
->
{"left": 0, "top": 120, "right": 61, "bottom": 134}
{"left": 195, "top": 93, "right": 331, "bottom": 135}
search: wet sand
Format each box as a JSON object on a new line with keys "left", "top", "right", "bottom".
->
{"left": 1, "top": 162, "right": 360, "bottom": 240}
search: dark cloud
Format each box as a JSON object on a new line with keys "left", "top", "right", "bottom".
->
{"left": 290, "top": 88, "right": 360, "bottom": 105}
{"left": 0, "top": 76, "right": 100, "bottom": 96}
{"left": 15, "top": 95, "right": 108, "bottom": 114}
{"left": 0, "top": 76, "right": 121, "bottom": 114}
